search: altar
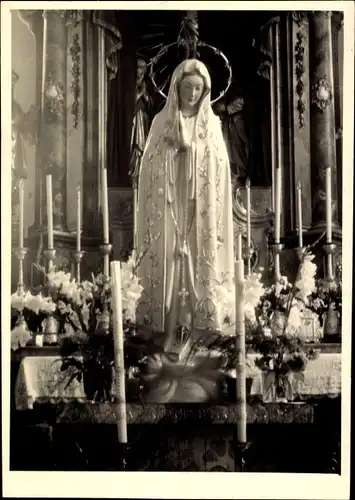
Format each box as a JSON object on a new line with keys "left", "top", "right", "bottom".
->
{"left": 9, "top": 7, "right": 345, "bottom": 477}
{"left": 11, "top": 347, "right": 341, "bottom": 472}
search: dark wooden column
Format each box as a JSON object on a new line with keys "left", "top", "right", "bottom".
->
{"left": 41, "top": 10, "right": 68, "bottom": 232}
{"left": 309, "top": 11, "right": 339, "bottom": 235}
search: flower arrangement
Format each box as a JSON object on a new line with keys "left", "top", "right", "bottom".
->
{"left": 307, "top": 262, "right": 342, "bottom": 326}
{"left": 11, "top": 250, "right": 146, "bottom": 349}
{"left": 254, "top": 248, "right": 321, "bottom": 340}
{"left": 11, "top": 290, "right": 57, "bottom": 350}
{"left": 251, "top": 333, "right": 319, "bottom": 401}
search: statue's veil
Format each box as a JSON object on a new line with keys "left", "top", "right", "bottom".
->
{"left": 136, "top": 59, "right": 235, "bottom": 335}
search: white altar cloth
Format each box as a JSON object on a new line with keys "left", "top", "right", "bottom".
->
{"left": 14, "top": 353, "right": 341, "bottom": 410}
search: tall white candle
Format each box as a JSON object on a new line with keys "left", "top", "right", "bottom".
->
{"left": 46, "top": 174, "right": 54, "bottom": 249}
{"left": 235, "top": 253, "right": 247, "bottom": 444}
{"left": 325, "top": 167, "right": 332, "bottom": 243}
{"left": 296, "top": 181, "right": 303, "bottom": 248}
{"left": 76, "top": 185, "right": 81, "bottom": 252}
{"left": 236, "top": 232, "right": 242, "bottom": 261}
{"left": 18, "top": 178, "right": 24, "bottom": 249}
{"left": 246, "top": 178, "right": 251, "bottom": 275}
{"left": 274, "top": 167, "right": 281, "bottom": 244}
{"left": 102, "top": 168, "right": 109, "bottom": 245}
{"left": 110, "top": 261, "right": 128, "bottom": 444}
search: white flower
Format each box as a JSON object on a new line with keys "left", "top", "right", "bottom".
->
{"left": 121, "top": 255, "right": 136, "bottom": 281}
{"left": 25, "top": 292, "right": 42, "bottom": 314}
{"left": 285, "top": 300, "right": 303, "bottom": 337}
{"left": 213, "top": 284, "right": 234, "bottom": 322}
{"left": 39, "top": 296, "right": 57, "bottom": 314}
{"left": 11, "top": 319, "right": 32, "bottom": 350}
{"left": 25, "top": 292, "right": 56, "bottom": 314}
{"left": 244, "top": 272, "right": 265, "bottom": 309}
{"left": 47, "top": 269, "right": 72, "bottom": 289}
{"left": 11, "top": 291, "right": 28, "bottom": 311}
{"left": 80, "top": 280, "right": 94, "bottom": 301}
{"left": 60, "top": 279, "right": 81, "bottom": 303}
{"left": 245, "top": 303, "right": 257, "bottom": 324}
{"left": 274, "top": 275, "right": 290, "bottom": 297}
{"left": 296, "top": 254, "right": 317, "bottom": 302}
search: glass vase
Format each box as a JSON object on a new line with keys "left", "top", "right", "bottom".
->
{"left": 262, "top": 371, "right": 293, "bottom": 403}
{"left": 42, "top": 315, "right": 59, "bottom": 345}
{"left": 270, "top": 311, "right": 286, "bottom": 337}
{"left": 323, "top": 306, "right": 340, "bottom": 343}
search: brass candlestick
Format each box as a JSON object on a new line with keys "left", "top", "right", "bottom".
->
{"left": 323, "top": 243, "right": 337, "bottom": 281}
{"left": 100, "top": 243, "right": 113, "bottom": 278}
{"left": 271, "top": 243, "right": 284, "bottom": 281}
{"left": 96, "top": 273, "right": 112, "bottom": 336}
{"left": 73, "top": 250, "right": 85, "bottom": 283}
{"left": 43, "top": 248, "right": 56, "bottom": 273}
{"left": 243, "top": 246, "right": 254, "bottom": 276}
{"left": 14, "top": 246, "right": 28, "bottom": 295}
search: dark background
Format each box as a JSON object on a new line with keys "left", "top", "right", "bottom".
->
{"left": 108, "top": 10, "right": 281, "bottom": 187}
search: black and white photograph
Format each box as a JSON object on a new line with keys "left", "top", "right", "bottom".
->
{"left": 2, "top": 1, "right": 353, "bottom": 498}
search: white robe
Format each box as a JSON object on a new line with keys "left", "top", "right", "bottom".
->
{"left": 136, "top": 59, "right": 236, "bottom": 349}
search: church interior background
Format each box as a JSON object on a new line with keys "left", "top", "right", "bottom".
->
{"left": 9, "top": 8, "right": 345, "bottom": 474}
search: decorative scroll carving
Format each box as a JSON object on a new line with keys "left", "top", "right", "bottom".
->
{"left": 292, "top": 11, "right": 308, "bottom": 27}
{"left": 69, "top": 33, "right": 81, "bottom": 128}
{"left": 55, "top": 402, "right": 316, "bottom": 425}
{"left": 311, "top": 76, "right": 333, "bottom": 111}
{"left": 43, "top": 10, "right": 83, "bottom": 26}
{"left": 43, "top": 77, "right": 65, "bottom": 123}
{"left": 295, "top": 31, "right": 306, "bottom": 128}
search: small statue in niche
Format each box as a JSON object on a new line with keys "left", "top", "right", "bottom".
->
{"left": 129, "top": 57, "right": 152, "bottom": 188}
{"left": 213, "top": 79, "right": 250, "bottom": 185}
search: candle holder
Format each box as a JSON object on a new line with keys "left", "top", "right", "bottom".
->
{"left": 73, "top": 250, "right": 85, "bottom": 283}
{"left": 271, "top": 243, "right": 284, "bottom": 281}
{"left": 100, "top": 243, "right": 113, "bottom": 278}
{"left": 43, "top": 248, "right": 56, "bottom": 272}
{"left": 323, "top": 242, "right": 337, "bottom": 280}
{"left": 234, "top": 440, "right": 251, "bottom": 473}
{"left": 14, "top": 246, "right": 28, "bottom": 295}
{"left": 117, "top": 442, "right": 129, "bottom": 471}
{"left": 96, "top": 274, "right": 112, "bottom": 336}
{"left": 243, "top": 246, "right": 254, "bottom": 276}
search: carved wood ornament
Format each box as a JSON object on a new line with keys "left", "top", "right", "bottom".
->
{"left": 311, "top": 77, "right": 333, "bottom": 111}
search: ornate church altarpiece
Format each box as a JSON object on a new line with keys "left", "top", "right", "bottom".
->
{"left": 13, "top": 9, "right": 342, "bottom": 288}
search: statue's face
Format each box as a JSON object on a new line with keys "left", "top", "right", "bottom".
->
{"left": 178, "top": 73, "right": 205, "bottom": 111}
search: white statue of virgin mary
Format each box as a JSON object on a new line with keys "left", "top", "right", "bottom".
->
{"left": 136, "top": 59, "right": 235, "bottom": 351}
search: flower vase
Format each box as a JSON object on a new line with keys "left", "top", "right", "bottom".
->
{"left": 262, "top": 371, "right": 293, "bottom": 403}
{"left": 42, "top": 315, "right": 59, "bottom": 345}
{"left": 11, "top": 314, "right": 32, "bottom": 350}
{"left": 270, "top": 311, "right": 286, "bottom": 337}
{"left": 323, "top": 306, "right": 340, "bottom": 343}
{"left": 83, "top": 359, "right": 112, "bottom": 402}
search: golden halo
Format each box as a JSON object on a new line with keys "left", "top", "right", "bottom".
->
{"left": 149, "top": 41, "right": 233, "bottom": 105}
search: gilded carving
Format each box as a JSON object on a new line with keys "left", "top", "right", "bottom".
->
{"left": 292, "top": 11, "right": 308, "bottom": 26}
{"left": 43, "top": 77, "right": 65, "bottom": 122}
{"left": 42, "top": 10, "right": 83, "bottom": 26}
{"left": 311, "top": 77, "right": 333, "bottom": 111}
{"left": 69, "top": 33, "right": 81, "bottom": 128}
{"left": 295, "top": 31, "right": 306, "bottom": 128}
